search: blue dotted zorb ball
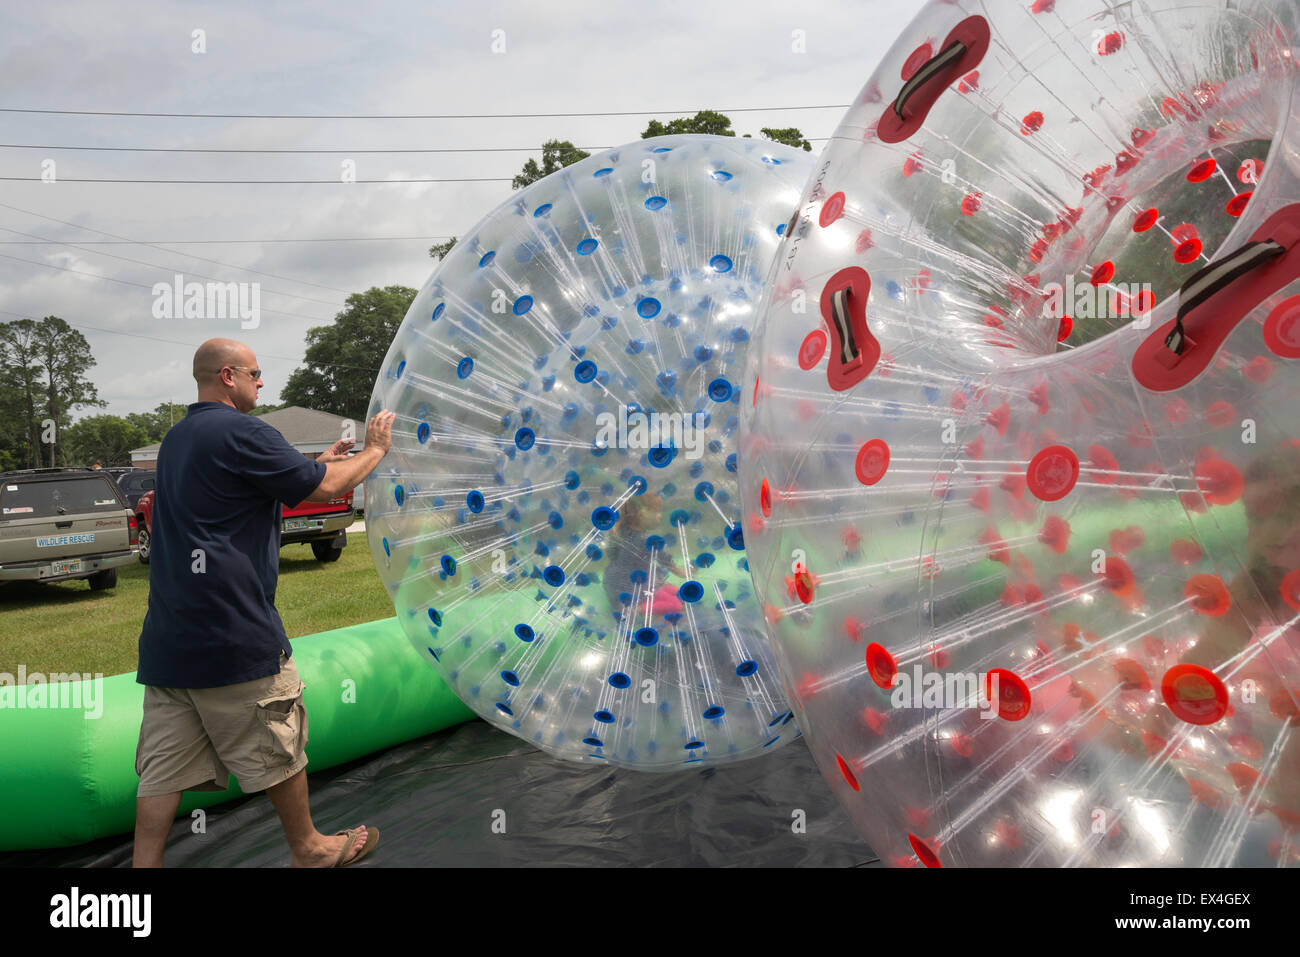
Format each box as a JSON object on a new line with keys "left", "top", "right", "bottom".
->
{"left": 366, "top": 135, "right": 812, "bottom": 769}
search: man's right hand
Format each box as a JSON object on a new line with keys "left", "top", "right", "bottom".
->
{"left": 366, "top": 410, "right": 396, "bottom": 456}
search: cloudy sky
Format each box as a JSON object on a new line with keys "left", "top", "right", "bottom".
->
{"left": 0, "top": 0, "right": 924, "bottom": 418}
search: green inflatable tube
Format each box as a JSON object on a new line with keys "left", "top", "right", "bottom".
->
{"left": 0, "top": 617, "right": 475, "bottom": 851}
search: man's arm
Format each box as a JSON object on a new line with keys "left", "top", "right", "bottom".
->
{"left": 304, "top": 411, "right": 395, "bottom": 502}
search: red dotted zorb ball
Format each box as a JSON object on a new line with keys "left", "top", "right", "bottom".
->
{"left": 740, "top": 0, "right": 1300, "bottom": 865}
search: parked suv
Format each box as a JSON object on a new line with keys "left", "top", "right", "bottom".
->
{"left": 116, "top": 469, "right": 157, "bottom": 511}
{"left": 135, "top": 488, "right": 353, "bottom": 564}
{"left": 0, "top": 468, "right": 140, "bottom": 590}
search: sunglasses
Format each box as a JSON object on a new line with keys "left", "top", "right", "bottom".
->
{"left": 229, "top": 365, "right": 262, "bottom": 380}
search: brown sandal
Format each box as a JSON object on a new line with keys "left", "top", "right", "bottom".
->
{"left": 332, "top": 825, "right": 379, "bottom": 867}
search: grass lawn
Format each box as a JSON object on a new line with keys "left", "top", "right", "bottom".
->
{"left": 0, "top": 522, "right": 394, "bottom": 679}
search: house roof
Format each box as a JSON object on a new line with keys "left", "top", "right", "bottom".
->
{"left": 131, "top": 405, "right": 366, "bottom": 456}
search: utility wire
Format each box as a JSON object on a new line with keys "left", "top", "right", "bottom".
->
{"left": 0, "top": 251, "right": 334, "bottom": 322}
{"left": 0, "top": 139, "right": 830, "bottom": 154}
{"left": 0, "top": 224, "right": 346, "bottom": 308}
{"left": 0, "top": 236, "right": 450, "bottom": 244}
{"left": 0, "top": 308, "right": 376, "bottom": 372}
{"left": 0, "top": 201, "right": 358, "bottom": 296}
{"left": 0, "top": 104, "right": 849, "bottom": 120}
{"left": 0, "top": 175, "right": 511, "bottom": 184}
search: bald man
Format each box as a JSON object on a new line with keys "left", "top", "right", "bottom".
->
{"left": 132, "top": 338, "right": 396, "bottom": 867}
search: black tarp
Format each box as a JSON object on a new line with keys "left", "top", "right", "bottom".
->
{"left": 1, "top": 720, "right": 878, "bottom": 867}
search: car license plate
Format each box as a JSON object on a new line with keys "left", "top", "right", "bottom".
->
{"left": 284, "top": 518, "right": 320, "bottom": 531}
{"left": 51, "top": 559, "right": 83, "bottom": 576}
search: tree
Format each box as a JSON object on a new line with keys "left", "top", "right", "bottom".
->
{"left": 125, "top": 401, "right": 189, "bottom": 444}
{"left": 280, "top": 285, "right": 417, "bottom": 419}
{"left": 249, "top": 401, "right": 289, "bottom": 417}
{"left": 512, "top": 140, "right": 591, "bottom": 190}
{"left": 62, "top": 415, "right": 150, "bottom": 468}
{"left": 0, "top": 317, "right": 101, "bottom": 468}
{"left": 760, "top": 127, "right": 813, "bottom": 151}
{"left": 428, "top": 237, "right": 458, "bottom": 260}
{"left": 0, "top": 319, "right": 43, "bottom": 469}
{"left": 33, "top": 316, "right": 104, "bottom": 466}
{"left": 642, "top": 110, "right": 737, "bottom": 139}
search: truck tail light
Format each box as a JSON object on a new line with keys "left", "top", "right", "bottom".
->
{"left": 129, "top": 514, "right": 139, "bottom": 545}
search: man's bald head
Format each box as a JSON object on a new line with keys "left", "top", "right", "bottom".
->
{"left": 193, "top": 338, "right": 262, "bottom": 412}
{"left": 193, "top": 338, "right": 253, "bottom": 385}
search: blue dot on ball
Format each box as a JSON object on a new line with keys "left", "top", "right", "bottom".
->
{"left": 576, "top": 237, "right": 599, "bottom": 255}
{"left": 635, "top": 627, "right": 659, "bottom": 646}
{"left": 708, "top": 377, "right": 733, "bottom": 402}
{"left": 543, "top": 565, "right": 565, "bottom": 586}
{"left": 513, "top": 295, "right": 534, "bottom": 315}
{"left": 608, "top": 673, "right": 631, "bottom": 689}
{"left": 467, "top": 490, "right": 485, "bottom": 513}
{"left": 678, "top": 581, "right": 704, "bottom": 603}
{"left": 703, "top": 705, "right": 724, "bottom": 719}
{"left": 515, "top": 427, "right": 535, "bottom": 451}
{"left": 649, "top": 445, "right": 676, "bottom": 468}
{"left": 394, "top": 485, "right": 405, "bottom": 507}
{"left": 637, "top": 298, "right": 661, "bottom": 319}
{"left": 710, "top": 170, "right": 733, "bottom": 182}
{"left": 593, "top": 167, "right": 614, "bottom": 178}
{"left": 710, "top": 254, "right": 733, "bottom": 273}
{"left": 515, "top": 623, "right": 534, "bottom": 642}
{"left": 645, "top": 196, "right": 668, "bottom": 210}
{"left": 533, "top": 203, "right": 552, "bottom": 217}
{"left": 417, "top": 421, "right": 431, "bottom": 444}
{"left": 575, "top": 360, "right": 597, "bottom": 383}
{"left": 594, "top": 710, "right": 615, "bottom": 724}
{"left": 736, "top": 661, "right": 758, "bottom": 677}
{"left": 478, "top": 251, "right": 496, "bottom": 268}
{"left": 431, "top": 302, "right": 445, "bottom": 321}
{"left": 457, "top": 357, "right": 474, "bottom": 379}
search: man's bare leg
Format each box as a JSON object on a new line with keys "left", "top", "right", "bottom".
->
{"left": 265, "top": 768, "right": 369, "bottom": 867}
{"left": 133, "top": 792, "right": 183, "bottom": 867}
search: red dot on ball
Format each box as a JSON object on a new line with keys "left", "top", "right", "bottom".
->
{"left": 1162, "top": 664, "right": 1229, "bottom": 725}
{"left": 865, "top": 642, "right": 898, "bottom": 690}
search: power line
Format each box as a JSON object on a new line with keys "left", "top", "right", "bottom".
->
{"left": 0, "top": 104, "right": 849, "bottom": 120}
{"left": 0, "top": 224, "right": 346, "bottom": 308}
{"left": 0, "top": 201, "right": 357, "bottom": 296}
{"left": 0, "top": 309, "right": 376, "bottom": 372}
{"left": 0, "top": 236, "right": 450, "bottom": 244}
{"left": 0, "top": 139, "right": 830, "bottom": 155}
{"left": 0, "top": 143, "right": 614, "bottom": 154}
{"left": 0, "top": 251, "right": 334, "bottom": 322}
{"left": 0, "top": 175, "right": 511, "bottom": 184}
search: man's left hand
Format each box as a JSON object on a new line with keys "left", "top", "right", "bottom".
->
{"left": 318, "top": 438, "right": 356, "bottom": 462}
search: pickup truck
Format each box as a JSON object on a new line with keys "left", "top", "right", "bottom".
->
{"left": 0, "top": 468, "right": 140, "bottom": 589}
{"left": 135, "top": 488, "right": 353, "bottom": 564}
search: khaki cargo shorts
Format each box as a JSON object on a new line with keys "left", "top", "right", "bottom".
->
{"left": 136, "top": 652, "right": 309, "bottom": 797}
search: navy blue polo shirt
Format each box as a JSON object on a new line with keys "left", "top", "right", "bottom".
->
{"left": 137, "top": 402, "right": 327, "bottom": 688}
